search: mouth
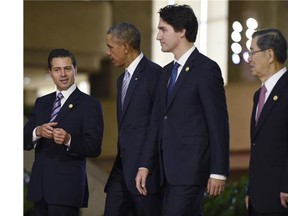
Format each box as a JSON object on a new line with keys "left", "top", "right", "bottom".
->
{"left": 59, "top": 79, "right": 69, "bottom": 84}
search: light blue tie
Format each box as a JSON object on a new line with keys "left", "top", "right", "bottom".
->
{"left": 50, "top": 92, "right": 63, "bottom": 122}
{"left": 167, "top": 62, "right": 180, "bottom": 98}
{"left": 121, "top": 70, "right": 130, "bottom": 108}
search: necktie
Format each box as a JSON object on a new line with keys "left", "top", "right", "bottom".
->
{"left": 121, "top": 70, "right": 130, "bottom": 108}
{"left": 256, "top": 84, "right": 267, "bottom": 123}
{"left": 50, "top": 92, "right": 63, "bottom": 122}
{"left": 167, "top": 62, "right": 180, "bottom": 98}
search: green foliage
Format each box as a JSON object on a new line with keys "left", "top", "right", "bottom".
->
{"left": 203, "top": 175, "right": 248, "bottom": 216}
{"left": 24, "top": 169, "right": 34, "bottom": 216}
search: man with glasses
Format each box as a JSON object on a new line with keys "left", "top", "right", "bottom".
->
{"left": 246, "top": 28, "right": 288, "bottom": 216}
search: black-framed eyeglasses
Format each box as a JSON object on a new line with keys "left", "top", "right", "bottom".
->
{"left": 248, "top": 49, "right": 268, "bottom": 57}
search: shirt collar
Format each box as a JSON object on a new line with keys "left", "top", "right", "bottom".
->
{"left": 56, "top": 83, "right": 76, "bottom": 99}
{"left": 125, "top": 52, "right": 144, "bottom": 76}
{"left": 263, "top": 67, "right": 287, "bottom": 93}
{"left": 175, "top": 46, "right": 196, "bottom": 67}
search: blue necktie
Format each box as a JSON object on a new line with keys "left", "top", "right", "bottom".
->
{"left": 50, "top": 92, "right": 63, "bottom": 122}
{"left": 167, "top": 62, "right": 180, "bottom": 98}
{"left": 121, "top": 70, "right": 130, "bottom": 109}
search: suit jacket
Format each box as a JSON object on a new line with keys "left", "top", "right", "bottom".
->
{"left": 105, "top": 56, "right": 162, "bottom": 195}
{"left": 142, "top": 48, "right": 230, "bottom": 186}
{"left": 24, "top": 87, "right": 104, "bottom": 207}
{"left": 248, "top": 70, "right": 288, "bottom": 213}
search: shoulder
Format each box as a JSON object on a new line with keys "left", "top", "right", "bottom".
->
{"left": 75, "top": 88, "right": 101, "bottom": 106}
{"left": 142, "top": 56, "right": 162, "bottom": 71}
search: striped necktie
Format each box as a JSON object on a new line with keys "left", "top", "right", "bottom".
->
{"left": 121, "top": 70, "right": 130, "bottom": 108}
{"left": 50, "top": 92, "right": 63, "bottom": 122}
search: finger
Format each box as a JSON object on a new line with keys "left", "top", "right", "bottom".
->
{"left": 281, "top": 198, "right": 288, "bottom": 208}
{"left": 135, "top": 177, "right": 143, "bottom": 194}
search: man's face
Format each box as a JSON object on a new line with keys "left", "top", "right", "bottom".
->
{"left": 106, "top": 34, "right": 127, "bottom": 68}
{"left": 248, "top": 36, "right": 270, "bottom": 80}
{"left": 49, "top": 57, "right": 76, "bottom": 91}
{"left": 156, "top": 18, "right": 182, "bottom": 53}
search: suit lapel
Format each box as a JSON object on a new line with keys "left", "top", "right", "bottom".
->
{"left": 54, "top": 88, "right": 81, "bottom": 123}
{"left": 117, "top": 73, "right": 123, "bottom": 126}
{"left": 252, "top": 70, "right": 288, "bottom": 139}
{"left": 166, "top": 49, "right": 199, "bottom": 110}
{"left": 119, "top": 57, "right": 146, "bottom": 124}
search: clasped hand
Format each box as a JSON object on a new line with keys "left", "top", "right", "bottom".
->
{"left": 36, "top": 122, "right": 70, "bottom": 144}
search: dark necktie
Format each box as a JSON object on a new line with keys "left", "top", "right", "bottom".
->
{"left": 256, "top": 84, "right": 267, "bottom": 123}
{"left": 50, "top": 92, "right": 63, "bottom": 122}
{"left": 167, "top": 62, "right": 180, "bottom": 98}
{"left": 121, "top": 70, "right": 130, "bottom": 108}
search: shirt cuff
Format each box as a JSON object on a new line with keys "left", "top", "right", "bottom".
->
{"left": 210, "top": 174, "right": 226, "bottom": 180}
{"left": 138, "top": 167, "right": 149, "bottom": 172}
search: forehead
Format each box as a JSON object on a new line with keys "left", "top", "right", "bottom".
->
{"left": 250, "top": 36, "right": 259, "bottom": 49}
{"left": 158, "top": 18, "right": 171, "bottom": 28}
{"left": 51, "top": 57, "right": 73, "bottom": 67}
{"left": 106, "top": 34, "right": 121, "bottom": 45}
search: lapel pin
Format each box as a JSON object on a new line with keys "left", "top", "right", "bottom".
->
{"left": 135, "top": 77, "right": 138, "bottom": 80}
{"left": 273, "top": 95, "right": 278, "bottom": 101}
{"left": 68, "top": 104, "right": 73, "bottom": 109}
{"left": 185, "top": 67, "right": 190, "bottom": 72}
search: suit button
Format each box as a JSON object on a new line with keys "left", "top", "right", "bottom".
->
{"left": 164, "top": 115, "right": 168, "bottom": 120}
{"left": 252, "top": 143, "right": 256, "bottom": 146}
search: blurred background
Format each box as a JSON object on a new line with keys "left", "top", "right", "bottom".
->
{"left": 23, "top": 0, "right": 288, "bottom": 215}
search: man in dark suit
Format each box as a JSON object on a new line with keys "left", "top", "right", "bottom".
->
{"left": 245, "top": 29, "right": 288, "bottom": 216}
{"left": 24, "top": 48, "right": 104, "bottom": 216}
{"left": 136, "top": 4, "right": 230, "bottom": 216}
{"left": 104, "top": 22, "right": 162, "bottom": 216}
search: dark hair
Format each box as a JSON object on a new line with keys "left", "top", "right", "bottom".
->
{"left": 252, "top": 28, "right": 287, "bottom": 64}
{"left": 107, "top": 22, "right": 141, "bottom": 51}
{"left": 158, "top": 4, "right": 198, "bottom": 42}
{"left": 48, "top": 48, "right": 77, "bottom": 70}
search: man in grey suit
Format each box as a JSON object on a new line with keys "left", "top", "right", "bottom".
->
{"left": 24, "top": 48, "right": 104, "bottom": 215}
{"left": 136, "top": 4, "right": 230, "bottom": 216}
{"left": 104, "top": 22, "right": 162, "bottom": 216}
{"left": 245, "top": 28, "right": 288, "bottom": 216}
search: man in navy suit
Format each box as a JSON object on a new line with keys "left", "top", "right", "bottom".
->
{"left": 24, "top": 48, "right": 104, "bottom": 216}
{"left": 245, "top": 29, "right": 288, "bottom": 216}
{"left": 136, "top": 4, "right": 230, "bottom": 216}
{"left": 104, "top": 22, "right": 162, "bottom": 216}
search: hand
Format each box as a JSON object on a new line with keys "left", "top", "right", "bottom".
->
{"left": 245, "top": 195, "right": 249, "bottom": 209}
{"left": 135, "top": 168, "right": 149, "bottom": 196}
{"left": 53, "top": 128, "right": 70, "bottom": 145}
{"left": 206, "top": 178, "right": 225, "bottom": 197}
{"left": 280, "top": 192, "right": 288, "bottom": 208}
{"left": 36, "top": 122, "right": 58, "bottom": 139}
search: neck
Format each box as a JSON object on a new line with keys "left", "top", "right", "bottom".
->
{"left": 173, "top": 41, "right": 194, "bottom": 60}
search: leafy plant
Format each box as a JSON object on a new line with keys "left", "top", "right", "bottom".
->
{"left": 203, "top": 175, "right": 248, "bottom": 216}
{"left": 24, "top": 169, "right": 34, "bottom": 216}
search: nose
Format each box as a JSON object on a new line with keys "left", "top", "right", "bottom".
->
{"left": 248, "top": 55, "right": 252, "bottom": 63}
{"left": 156, "top": 31, "right": 161, "bottom": 40}
{"left": 60, "top": 69, "right": 66, "bottom": 76}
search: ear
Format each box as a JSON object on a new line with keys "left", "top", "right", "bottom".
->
{"left": 267, "top": 49, "right": 275, "bottom": 64}
{"left": 179, "top": 28, "right": 186, "bottom": 38}
{"left": 74, "top": 67, "right": 78, "bottom": 76}
{"left": 123, "top": 42, "right": 130, "bottom": 54}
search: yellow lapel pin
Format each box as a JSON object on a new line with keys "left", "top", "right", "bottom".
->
{"left": 273, "top": 95, "right": 278, "bottom": 101}
{"left": 68, "top": 104, "right": 73, "bottom": 109}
